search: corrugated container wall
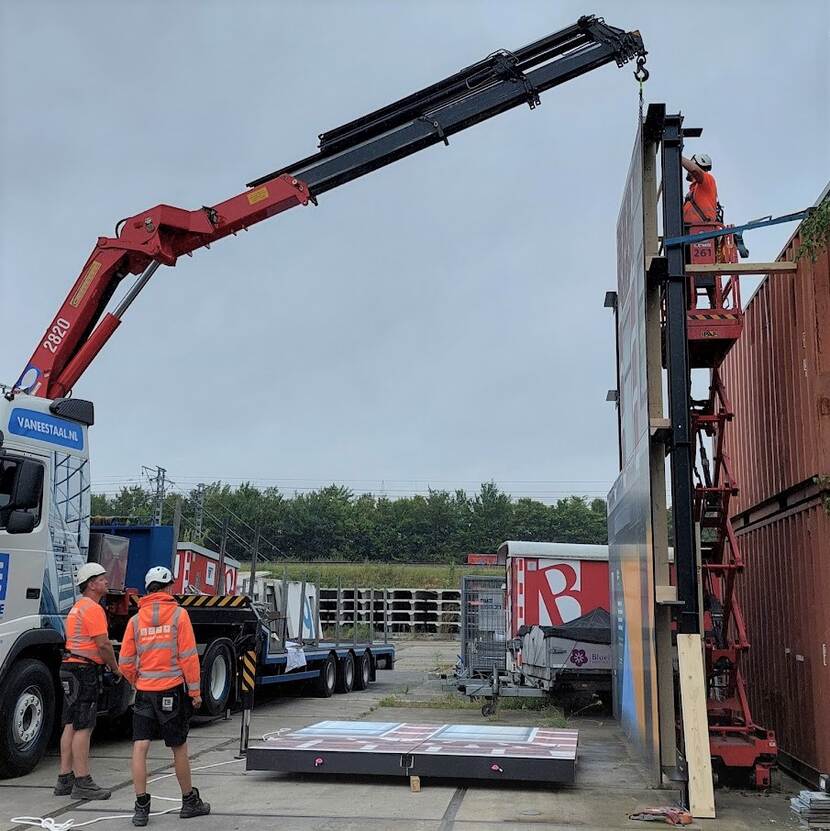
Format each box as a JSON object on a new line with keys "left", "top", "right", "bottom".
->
{"left": 736, "top": 503, "right": 830, "bottom": 778}
{"left": 721, "top": 206, "right": 830, "bottom": 781}
{"left": 720, "top": 231, "right": 830, "bottom": 513}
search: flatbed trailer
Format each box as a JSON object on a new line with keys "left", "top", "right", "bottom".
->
{"left": 160, "top": 594, "right": 395, "bottom": 714}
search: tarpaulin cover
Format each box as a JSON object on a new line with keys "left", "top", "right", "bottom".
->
{"left": 518, "top": 607, "right": 611, "bottom": 645}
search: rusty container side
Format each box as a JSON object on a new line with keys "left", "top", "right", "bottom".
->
{"left": 720, "top": 228, "right": 830, "bottom": 514}
{"left": 736, "top": 500, "right": 830, "bottom": 780}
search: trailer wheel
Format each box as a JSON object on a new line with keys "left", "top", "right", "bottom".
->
{"left": 314, "top": 654, "right": 337, "bottom": 698}
{"left": 200, "top": 640, "right": 235, "bottom": 716}
{"left": 353, "top": 651, "right": 371, "bottom": 691}
{"left": 335, "top": 653, "right": 355, "bottom": 694}
{"left": 0, "top": 659, "right": 56, "bottom": 778}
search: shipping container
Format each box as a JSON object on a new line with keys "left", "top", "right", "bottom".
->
{"left": 720, "top": 189, "right": 830, "bottom": 784}
{"left": 90, "top": 523, "right": 174, "bottom": 591}
{"left": 466, "top": 552, "right": 499, "bottom": 566}
{"left": 734, "top": 500, "right": 830, "bottom": 782}
{"left": 720, "top": 209, "right": 830, "bottom": 515}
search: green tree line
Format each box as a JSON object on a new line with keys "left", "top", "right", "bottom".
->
{"left": 91, "top": 482, "right": 608, "bottom": 564}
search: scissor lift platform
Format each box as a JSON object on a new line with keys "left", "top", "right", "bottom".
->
{"left": 246, "top": 720, "right": 579, "bottom": 784}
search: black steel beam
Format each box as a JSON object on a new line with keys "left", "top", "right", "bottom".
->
{"left": 248, "top": 19, "right": 644, "bottom": 193}
{"left": 660, "top": 111, "right": 700, "bottom": 635}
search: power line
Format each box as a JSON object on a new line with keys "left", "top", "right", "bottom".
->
{"left": 163, "top": 474, "right": 614, "bottom": 485}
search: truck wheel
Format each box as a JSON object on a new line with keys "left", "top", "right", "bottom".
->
{"left": 314, "top": 654, "right": 337, "bottom": 698}
{"left": 200, "top": 640, "right": 235, "bottom": 716}
{"left": 353, "top": 651, "right": 371, "bottom": 690}
{"left": 0, "top": 659, "right": 56, "bottom": 778}
{"left": 335, "top": 653, "right": 355, "bottom": 694}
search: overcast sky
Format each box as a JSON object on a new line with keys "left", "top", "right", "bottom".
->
{"left": 1, "top": 1, "right": 827, "bottom": 503}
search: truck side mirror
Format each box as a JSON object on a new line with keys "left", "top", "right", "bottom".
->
{"left": 11, "top": 460, "right": 44, "bottom": 510}
{"left": 7, "top": 509, "right": 37, "bottom": 534}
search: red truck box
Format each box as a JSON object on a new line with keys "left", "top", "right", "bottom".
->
{"left": 498, "top": 541, "right": 609, "bottom": 637}
{"left": 173, "top": 542, "right": 240, "bottom": 595}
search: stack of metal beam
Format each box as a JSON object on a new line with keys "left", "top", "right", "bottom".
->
{"left": 791, "top": 790, "right": 830, "bottom": 829}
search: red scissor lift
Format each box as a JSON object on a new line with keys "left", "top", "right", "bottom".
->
{"left": 685, "top": 223, "right": 777, "bottom": 786}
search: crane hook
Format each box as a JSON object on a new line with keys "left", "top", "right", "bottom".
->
{"left": 633, "top": 55, "right": 649, "bottom": 83}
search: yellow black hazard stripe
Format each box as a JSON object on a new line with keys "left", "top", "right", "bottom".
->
{"left": 241, "top": 649, "right": 257, "bottom": 693}
{"left": 175, "top": 594, "right": 248, "bottom": 608}
{"left": 688, "top": 313, "right": 739, "bottom": 320}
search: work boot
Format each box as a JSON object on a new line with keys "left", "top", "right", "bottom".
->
{"left": 179, "top": 787, "right": 210, "bottom": 819}
{"left": 132, "top": 793, "right": 151, "bottom": 827}
{"left": 70, "top": 774, "right": 111, "bottom": 800}
{"left": 53, "top": 772, "right": 75, "bottom": 796}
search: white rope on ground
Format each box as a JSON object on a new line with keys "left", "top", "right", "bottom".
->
{"left": 10, "top": 758, "right": 244, "bottom": 830}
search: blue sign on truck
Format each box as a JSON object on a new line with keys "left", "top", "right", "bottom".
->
{"left": 8, "top": 408, "right": 84, "bottom": 450}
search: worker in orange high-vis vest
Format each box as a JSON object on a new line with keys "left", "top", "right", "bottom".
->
{"left": 119, "top": 566, "right": 210, "bottom": 826}
{"left": 682, "top": 153, "right": 719, "bottom": 225}
{"left": 55, "top": 562, "right": 121, "bottom": 801}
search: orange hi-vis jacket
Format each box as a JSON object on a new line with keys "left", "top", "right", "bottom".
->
{"left": 683, "top": 170, "right": 719, "bottom": 225}
{"left": 119, "top": 593, "right": 201, "bottom": 697}
{"left": 64, "top": 596, "right": 108, "bottom": 664}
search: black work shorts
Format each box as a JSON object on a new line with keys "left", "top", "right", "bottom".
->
{"left": 60, "top": 663, "right": 100, "bottom": 730}
{"left": 133, "top": 687, "right": 193, "bottom": 748}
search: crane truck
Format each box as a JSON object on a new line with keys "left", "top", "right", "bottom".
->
{"left": 0, "top": 16, "right": 646, "bottom": 776}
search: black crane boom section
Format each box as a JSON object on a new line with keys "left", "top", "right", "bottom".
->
{"left": 247, "top": 15, "right": 645, "bottom": 195}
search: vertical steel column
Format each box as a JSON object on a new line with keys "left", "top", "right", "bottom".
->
{"left": 314, "top": 574, "right": 321, "bottom": 647}
{"left": 279, "top": 570, "right": 288, "bottom": 649}
{"left": 335, "top": 578, "right": 341, "bottom": 646}
{"left": 171, "top": 497, "right": 182, "bottom": 570}
{"left": 383, "top": 588, "right": 389, "bottom": 644}
{"left": 353, "top": 584, "right": 359, "bottom": 646}
{"left": 369, "top": 587, "right": 375, "bottom": 645}
{"left": 298, "top": 577, "right": 307, "bottom": 643}
{"left": 249, "top": 528, "right": 260, "bottom": 599}
{"left": 660, "top": 112, "right": 700, "bottom": 635}
{"left": 218, "top": 518, "right": 229, "bottom": 595}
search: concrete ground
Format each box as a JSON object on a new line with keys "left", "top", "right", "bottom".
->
{"left": 0, "top": 640, "right": 801, "bottom": 831}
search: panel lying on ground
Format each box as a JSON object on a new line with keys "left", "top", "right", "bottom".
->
{"left": 246, "top": 720, "right": 578, "bottom": 784}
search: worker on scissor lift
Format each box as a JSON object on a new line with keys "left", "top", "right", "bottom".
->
{"left": 682, "top": 153, "right": 719, "bottom": 225}
{"left": 682, "top": 152, "right": 728, "bottom": 304}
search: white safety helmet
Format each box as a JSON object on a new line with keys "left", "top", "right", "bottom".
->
{"left": 145, "top": 566, "right": 174, "bottom": 590}
{"left": 691, "top": 153, "right": 712, "bottom": 171}
{"left": 76, "top": 562, "right": 107, "bottom": 588}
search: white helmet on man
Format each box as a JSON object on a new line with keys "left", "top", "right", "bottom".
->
{"left": 145, "top": 566, "right": 174, "bottom": 590}
{"left": 691, "top": 153, "right": 712, "bottom": 171}
{"left": 76, "top": 562, "right": 106, "bottom": 588}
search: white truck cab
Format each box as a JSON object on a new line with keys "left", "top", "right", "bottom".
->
{"left": 0, "top": 391, "right": 93, "bottom": 776}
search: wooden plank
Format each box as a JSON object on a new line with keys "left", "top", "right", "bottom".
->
{"left": 685, "top": 262, "right": 796, "bottom": 274}
{"left": 677, "top": 634, "right": 716, "bottom": 818}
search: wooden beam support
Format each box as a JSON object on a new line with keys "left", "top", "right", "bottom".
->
{"left": 685, "top": 262, "right": 796, "bottom": 274}
{"left": 677, "top": 634, "right": 716, "bottom": 819}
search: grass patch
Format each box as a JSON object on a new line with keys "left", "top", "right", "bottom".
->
{"left": 254, "top": 562, "right": 503, "bottom": 590}
{"left": 377, "top": 693, "right": 481, "bottom": 710}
